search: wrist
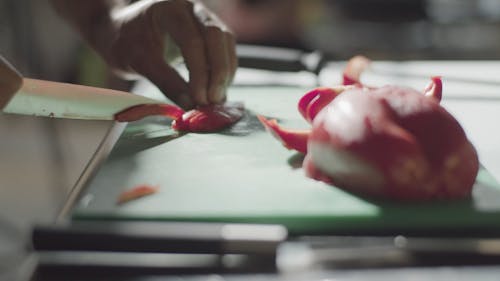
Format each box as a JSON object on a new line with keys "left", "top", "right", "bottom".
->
{"left": 50, "top": 0, "right": 124, "bottom": 59}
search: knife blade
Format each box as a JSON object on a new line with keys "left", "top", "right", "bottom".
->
{"left": 2, "top": 78, "right": 164, "bottom": 120}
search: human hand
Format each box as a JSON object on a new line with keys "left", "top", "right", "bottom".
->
{"left": 53, "top": 0, "right": 237, "bottom": 109}
{"left": 0, "top": 56, "right": 22, "bottom": 109}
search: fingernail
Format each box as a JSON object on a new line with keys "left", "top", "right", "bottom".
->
{"left": 213, "top": 84, "right": 226, "bottom": 104}
{"left": 218, "top": 86, "right": 227, "bottom": 103}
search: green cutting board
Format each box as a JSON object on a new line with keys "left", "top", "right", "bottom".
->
{"left": 73, "top": 86, "right": 500, "bottom": 236}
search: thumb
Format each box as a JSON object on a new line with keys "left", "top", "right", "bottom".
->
{"left": 132, "top": 52, "right": 194, "bottom": 110}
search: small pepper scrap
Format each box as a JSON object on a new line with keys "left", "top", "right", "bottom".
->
{"left": 114, "top": 102, "right": 244, "bottom": 133}
{"left": 259, "top": 56, "right": 479, "bottom": 201}
{"left": 116, "top": 185, "right": 159, "bottom": 205}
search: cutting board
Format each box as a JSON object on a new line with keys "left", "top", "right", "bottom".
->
{"left": 72, "top": 86, "right": 500, "bottom": 236}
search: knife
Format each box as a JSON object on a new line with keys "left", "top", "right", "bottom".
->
{"left": 3, "top": 46, "right": 322, "bottom": 121}
{"left": 2, "top": 78, "right": 165, "bottom": 120}
{"left": 236, "top": 44, "right": 327, "bottom": 74}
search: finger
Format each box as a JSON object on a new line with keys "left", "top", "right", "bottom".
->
{"left": 132, "top": 51, "right": 194, "bottom": 109}
{"left": 191, "top": 2, "right": 233, "bottom": 104}
{"left": 152, "top": 1, "right": 209, "bottom": 106}
{"left": 224, "top": 31, "right": 238, "bottom": 85}
{"left": 203, "top": 25, "right": 231, "bottom": 104}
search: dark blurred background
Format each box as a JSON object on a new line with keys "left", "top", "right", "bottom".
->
{"left": 207, "top": 0, "right": 500, "bottom": 60}
{"left": 3, "top": 0, "right": 500, "bottom": 88}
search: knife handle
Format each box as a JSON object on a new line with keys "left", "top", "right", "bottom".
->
{"left": 237, "top": 44, "right": 326, "bottom": 74}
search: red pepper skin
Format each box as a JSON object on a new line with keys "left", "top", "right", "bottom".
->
{"left": 260, "top": 69, "right": 479, "bottom": 201}
{"left": 423, "top": 76, "right": 443, "bottom": 102}
{"left": 172, "top": 102, "right": 244, "bottom": 132}
{"left": 258, "top": 115, "right": 309, "bottom": 154}
{"left": 308, "top": 86, "right": 478, "bottom": 200}
{"left": 116, "top": 185, "right": 159, "bottom": 205}
{"left": 298, "top": 87, "right": 345, "bottom": 123}
{"left": 342, "top": 55, "right": 371, "bottom": 86}
{"left": 115, "top": 102, "right": 244, "bottom": 133}
{"left": 260, "top": 86, "right": 348, "bottom": 154}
